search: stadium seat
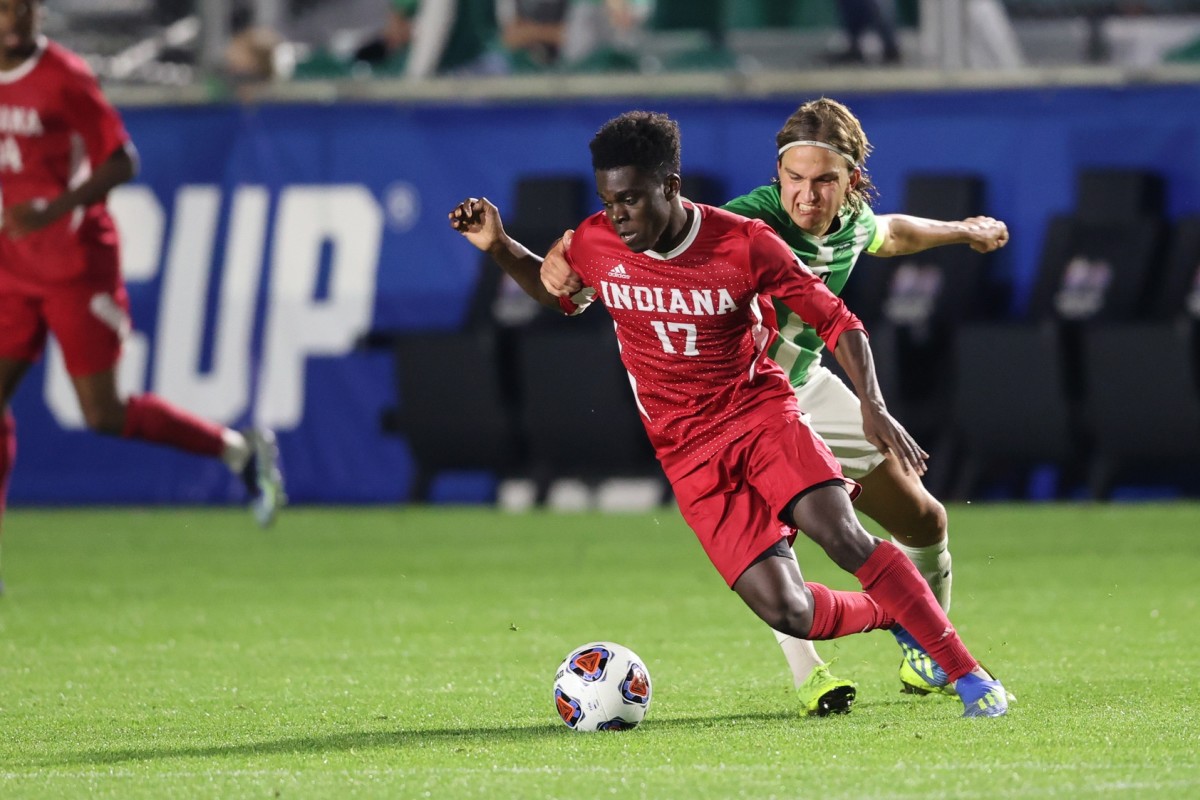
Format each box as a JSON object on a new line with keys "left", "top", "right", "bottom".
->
{"left": 512, "top": 174, "right": 592, "bottom": 244}
{"left": 511, "top": 316, "right": 664, "bottom": 504}
{"left": 389, "top": 328, "right": 523, "bottom": 501}
{"left": 842, "top": 174, "right": 998, "bottom": 495}
{"left": 493, "top": 174, "right": 592, "bottom": 329}
{"left": 950, "top": 168, "right": 1167, "bottom": 499}
{"left": 952, "top": 321, "right": 1078, "bottom": 499}
{"left": 852, "top": 174, "right": 997, "bottom": 329}
{"left": 1078, "top": 214, "right": 1200, "bottom": 498}
{"left": 383, "top": 174, "right": 593, "bottom": 500}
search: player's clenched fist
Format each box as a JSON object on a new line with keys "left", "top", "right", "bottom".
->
{"left": 540, "top": 230, "right": 583, "bottom": 297}
{"left": 962, "top": 216, "right": 1009, "bottom": 253}
{"left": 448, "top": 196, "right": 505, "bottom": 252}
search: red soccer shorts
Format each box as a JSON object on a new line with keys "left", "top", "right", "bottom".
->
{"left": 0, "top": 259, "right": 128, "bottom": 377}
{"left": 671, "top": 409, "right": 855, "bottom": 587}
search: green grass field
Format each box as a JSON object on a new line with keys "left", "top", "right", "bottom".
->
{"left": 1, "top": 503, "right": 1197, "bottom": 799}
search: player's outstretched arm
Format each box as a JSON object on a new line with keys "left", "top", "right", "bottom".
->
{"left": 829, "top": 329, "right": 929, "bottom": 476}
{"left": 3, "top": 143, "right": 137, "bottom": 239}
{"left": 872, "top": 214, "right": 1009, "bottom": 257}
{"left": 448, "top": 196, "right": 561, "bottom": 310}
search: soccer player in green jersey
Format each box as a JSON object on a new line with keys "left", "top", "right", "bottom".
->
{"left": 713, "top": 98, "right": 1008, "bottom": 712}
{"left": 458, "top": 98, "right": 1009, "bottom": 716}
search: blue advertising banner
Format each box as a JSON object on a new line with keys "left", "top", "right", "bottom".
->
{"left": 9, "top": 85, "right": 1200, "bottom": 505}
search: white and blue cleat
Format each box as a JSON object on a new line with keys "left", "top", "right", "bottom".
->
{"left": 240, "top": 428, "right": 286, "bottom": 528}
{"left": 956, "top": 672, "right": 1010, "bottom": 718}
{"left": 891, "top": 625, "right": 1010, "bottom": 717}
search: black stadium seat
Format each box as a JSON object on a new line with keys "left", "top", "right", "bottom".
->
{"left": 1078, "top": 214, "right": 1200, "bottom": 498}
{"left": 833, "top": 173, "right": 998, "bottom": 495}
{"left": 383, "top": 174, "right": 592, "bottom": 500}
{"left": 512, "top": 315, "right": 662, "bottom": 502}
{"left": 951, "top": 169, "right": 1168, "bottom": 499}
{"left": 389, "top": 328, "right": 522, "bottom": 501}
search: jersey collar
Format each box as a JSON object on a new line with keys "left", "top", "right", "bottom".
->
{"left": 644, "top": 199, "right": 702, "bottom": 261}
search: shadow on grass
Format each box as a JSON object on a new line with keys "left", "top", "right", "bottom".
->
{"left": 47, "top": 710, "right": 801, "bottom": 767}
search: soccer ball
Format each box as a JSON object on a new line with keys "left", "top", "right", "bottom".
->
{"left": 553, "top": 641, "right": 652, "bottom": 731}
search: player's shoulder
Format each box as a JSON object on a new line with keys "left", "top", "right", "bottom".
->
{"left": 850, "top": 202, "right": 877, "bottom": 226}
{"left": 838, "top": 202, "right": 879, "bottom": 245}
{"left": 701, "top": 203, "right": 777, "bottom": 241}
{"left": 721, "top": 184, "right": 781, "bottom": 217}
{"left": 576, "top": 210, "right": 609, "bottom": 233}
{"left": 39, "top": 39, "right": 98, "bottom": 82}
{"left": 571, "top": 211, "right": 616, "bottom": 247}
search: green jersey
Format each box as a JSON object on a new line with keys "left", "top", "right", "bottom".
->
{"left": 722, "top": 184, "right": 884, "bottom": 387}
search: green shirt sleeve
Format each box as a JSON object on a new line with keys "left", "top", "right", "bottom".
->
{"left": 865, "top": 210, "right": 886, "bottom": 254}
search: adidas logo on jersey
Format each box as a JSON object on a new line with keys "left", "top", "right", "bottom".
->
{"left": 608, "top": 263, "right": 630, "bottom": 279}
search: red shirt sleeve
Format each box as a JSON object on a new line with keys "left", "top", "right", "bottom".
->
{"left": 556, "top": 232, "right": 600, "bottom": 316}
{"left": 746, "top": 220, "right": 864, "bottom": 351}
{"left": 60, "top": 62, "right": 130, "bottom": 168}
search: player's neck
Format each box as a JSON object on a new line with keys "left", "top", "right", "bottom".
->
{"left": 0, "top": 43, "right": 38, "bottom": 71}
{"left": 653, "top": 201, "right": 692, "bottom": 253}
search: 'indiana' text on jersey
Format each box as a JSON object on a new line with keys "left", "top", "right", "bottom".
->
{"left": 599, "top": 282, "right": 739, "bottom": 317}
{"left": 0, "top": 104, "right": 43, "bottom": 135}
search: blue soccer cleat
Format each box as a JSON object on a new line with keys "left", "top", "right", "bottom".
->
{"left": 891, "top": 625, "right": 956, "bottom": 697}
{"left": 956, "top": 672, "right": 1010, "bottom": 718}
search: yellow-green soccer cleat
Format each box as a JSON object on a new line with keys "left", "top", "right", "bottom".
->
{"left": 899, "top": 656, "right": 958, "bottom": 697}
{"left": 893, "top": 625, "right": 957, "bottom": 697}
{"left": 797, "top": 663, "right": 857, "bottom": 716}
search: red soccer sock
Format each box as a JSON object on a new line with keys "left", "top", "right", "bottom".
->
{"left": 121, "top": 394, "right": 226, "bottom": 458}
{"left": 805, "top": 581, "right": 894, "bottom": 639}
{"left": 855, "top": 540, "right": 978, "bottom": 682}
{"left": 0, "top": 408, "right": 14, "bottom": 524}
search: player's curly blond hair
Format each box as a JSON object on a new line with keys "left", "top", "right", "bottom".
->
{"left": 775, "top": 98, "right": 876, "bottom": 215}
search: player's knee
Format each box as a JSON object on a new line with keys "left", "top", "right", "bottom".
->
{"left": 900, "top": 495, "right": 948, "bottom": 544}
{"left": 761, "top": 591, "right": 815, "bottom": 639}
{"left": 810, "top": 519, "right": 876, "bottom": 572}
{"left": 923, "top": 497, "right": 948, "bottom": 539}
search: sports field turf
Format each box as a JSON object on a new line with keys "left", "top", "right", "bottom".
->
{"left": 1, "top": 503, "right": 1197, "bottom": 799}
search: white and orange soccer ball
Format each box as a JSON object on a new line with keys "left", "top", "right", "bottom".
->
{"left": 553, "top": 641, "right": 652, "bottom": 731}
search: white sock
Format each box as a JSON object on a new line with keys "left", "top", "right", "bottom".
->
{"left": 774, "top": 629, "right": 826, "bottom": 688}
{"left": 891, "top": 536, "right": 953, "bottom": 613}
{"left": 221, "top": 429, "right": 251, "bottom": 472}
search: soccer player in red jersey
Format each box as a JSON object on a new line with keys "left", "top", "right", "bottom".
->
{"left": 451, "top": 111, "right": 1008, "bottom": 717}
{"left": 463, "top": 98, "right": 1012, "bottom": 715}
{"left": 0, "top": 0, "right": 285, "bottom": 590}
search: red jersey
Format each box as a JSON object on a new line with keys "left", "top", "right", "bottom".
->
{"left": 561, "top": 203, "right": 864, "bottom": 480}
{"left": 0, "top": 37, "right": 129, "bottom": 287}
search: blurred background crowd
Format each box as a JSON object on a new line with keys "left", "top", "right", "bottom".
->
{"left": 43, "top": 0, "right": 1200, "bottom": 91}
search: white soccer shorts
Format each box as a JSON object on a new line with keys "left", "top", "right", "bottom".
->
{"left": 793, "top": 364, "right": 888, "bottom": 480}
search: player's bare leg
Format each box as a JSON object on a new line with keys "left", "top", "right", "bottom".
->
{"left": 71, "top": 369, "right": 285, "bottom": 527}
{"left": 857, "top": 456, "right": 952, "bottom": 610}
{"left": 771, "top": 603, "right": 857, "bottom": 715}
{"left": 749, "top": 543, "right": 858, "bottom": 715}
{"left": 0, "top": 357, "right": 32, "bottom": 597}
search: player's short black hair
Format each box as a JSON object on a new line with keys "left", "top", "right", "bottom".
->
{"left": 589, "top": 111, "right": 681, "bottom": 179}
